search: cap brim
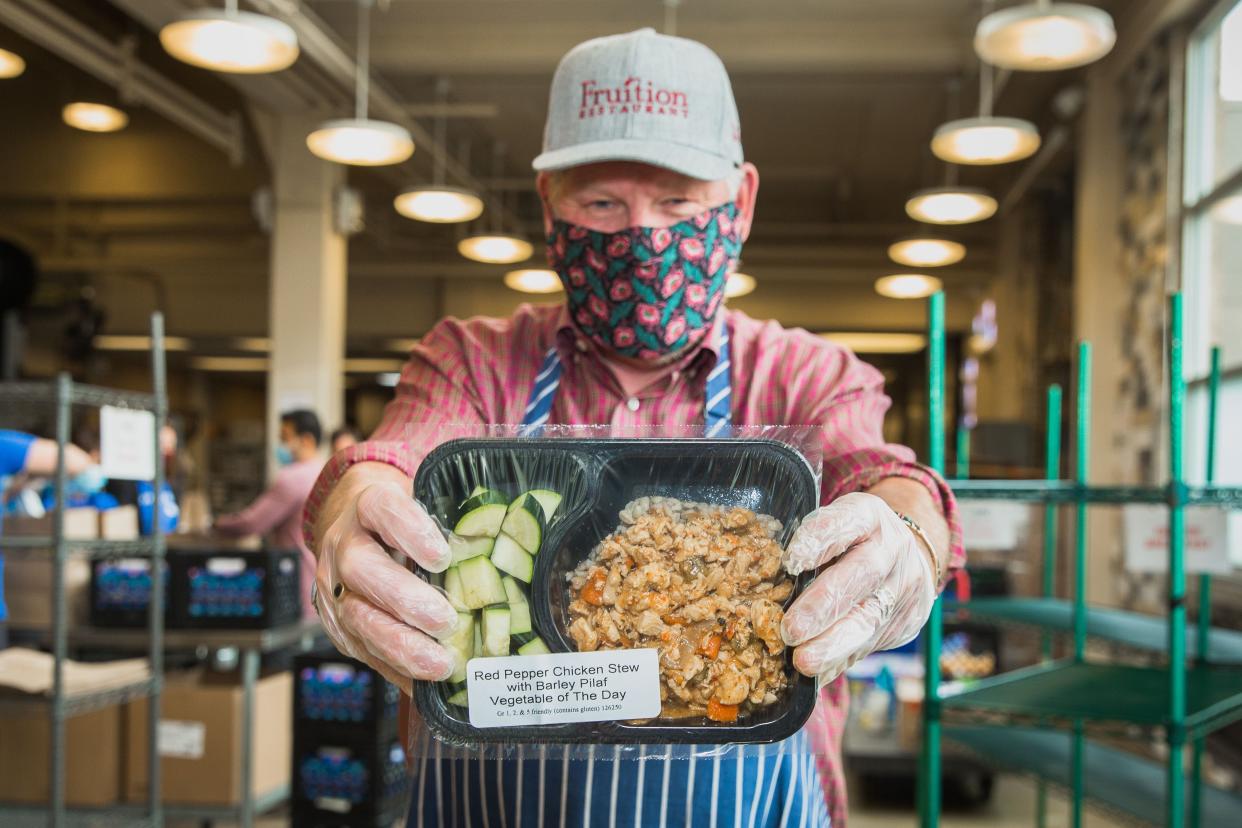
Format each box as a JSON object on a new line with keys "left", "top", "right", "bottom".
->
{"left": 532, "top": 139, "right": 738, "bottom": 181}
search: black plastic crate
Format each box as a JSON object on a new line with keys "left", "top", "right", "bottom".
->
{"left": 411, "top": 437, "right": 819, "bottom": 746}
{"left": 89, "top": 557, "right": 169, "bottom": 628}
{"left": 292, "top": 731, "right": 407, "bottom": 828}
{"left": 294, "top": 652, "right": 400, "bottom": 734}
{"left": 170, "top": 548, "right": 301, "bottom": 629}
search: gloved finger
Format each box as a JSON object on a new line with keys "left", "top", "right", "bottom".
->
{"left": 790, "top": 587, "right": 896, "bottom": 678}
{"left": 337, "top": 625, "right": 414, "bottom": 695}
{"left": 337, "top": 592, "right": 456, "bottom": 681}
{"left": 355, "top": 481, "right": 453, "bottom": 573}
{"left": 781, "top": 539, "right": 896, "bottom": 645}
{"left": 334, "top": 534, "right": 458, "bottom": 638}
{"left": 784, "top": 492, "right": 885, "bottom": 574}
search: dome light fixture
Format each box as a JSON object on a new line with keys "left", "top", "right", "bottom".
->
{"left": 159, "top": 1, "right": 298, "bottom": 74}
{"left": 875, "top": 274, "right": 944, "bottom": 299}
{"left": 975, "top": 1, "right": 1116, "bottom": 72}
{"left": 504, "top": 268, "right": 563, "bottom": 294}
{"left": 0, "top": 48, "right": 26, "bottom": 79}
{"left": 932, "top": 116, "right": 1041, "bottom": 165}
{"left": 888, "top": 236, "right": 966, "bottom": 268}
{"left": 459, "top": 235, "right": 533, "bottom": 265}
{"left": 63, "top": 102, "right": 128, "bottom": 133}
{"left": 725, "top": 272, "right": 757, "bottom": 298}
{"left": 395, "top": 185, "right": 484, "bottom": 223}
{"left": 905, "top": 186, "right": 998, "bottom": 225}
{"left": 307, "top": 1, "right": 413, "bottom": 166}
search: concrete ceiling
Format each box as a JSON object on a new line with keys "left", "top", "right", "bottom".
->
{"left": 0, "top": 0, "right": 1129, "bottom": 346}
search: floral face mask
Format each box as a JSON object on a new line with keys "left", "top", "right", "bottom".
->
{"left": 546, "top": 202, "right": 743, "bottom": 359}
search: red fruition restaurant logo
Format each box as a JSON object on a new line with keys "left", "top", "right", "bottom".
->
{"left": 579, "top": 76, "right": 689, "bottom": 119}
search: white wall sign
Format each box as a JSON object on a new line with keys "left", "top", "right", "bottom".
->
{"left": 99, "top": 406, "right": 156, "bottom": 481}
{"left": 1123, "top": 504, "right": 1232, "bottom": 575}
{"left": 960, "top": 501, "right": 1031, "bottom": 551}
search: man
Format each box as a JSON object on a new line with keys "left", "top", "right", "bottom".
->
{"left": 0, "top": 430, "right": 94, "bottom": 648}
{"left": 329, "top": 425, "right": 360, "bottom": 455}
{"left": 304, "top": 29, "right": 962, "bottom": 826}
{"left": 216, "top": 409, "right": 324, "bottom": 618}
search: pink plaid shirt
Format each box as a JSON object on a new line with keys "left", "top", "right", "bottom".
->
{"left": 304, "top": 303, "right": 963, "bottom": 825}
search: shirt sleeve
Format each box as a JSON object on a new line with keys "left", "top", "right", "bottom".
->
{"left": 216, "top": 469, "right": 302, "bottom": 537}
{"left": 0, "top": 430, "right": 37, "bottom": 476}
{"left": 794, "top": 339, "right": 965, "bottom": 575}
{"left": 301, "top": 321, "right": 488, "bottom": 547}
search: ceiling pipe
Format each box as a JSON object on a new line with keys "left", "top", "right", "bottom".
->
{"left": 0, "top": 0, "right": 243, "bottom": 162}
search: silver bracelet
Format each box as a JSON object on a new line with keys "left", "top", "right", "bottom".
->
{"left": 894, "top": 511, "right": 943, "bottom": 586}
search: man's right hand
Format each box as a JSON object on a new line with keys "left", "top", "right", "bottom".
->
{"left": 311, "top": 462, "right": 459, "bottom": 692}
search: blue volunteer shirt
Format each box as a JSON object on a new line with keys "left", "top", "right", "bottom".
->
{"left": 0, "top": 429, "right": 38, "bottom": 622}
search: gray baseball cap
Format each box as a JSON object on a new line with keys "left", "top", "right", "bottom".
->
{"left": 532, "top": 28, "right": 743, "bottom": 181}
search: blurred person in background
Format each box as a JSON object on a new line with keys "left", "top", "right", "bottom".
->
{"left": 215, "top": 409, "right": 324, "bottom": 618}
{"left": 0, "top": 429, "right": 95, "bottom": 648}
{"left": 330, "top": 425, "right": 360, "bottom": 455}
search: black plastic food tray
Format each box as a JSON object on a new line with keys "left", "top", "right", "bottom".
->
{"left": 412, "top": 438, "right": 819, "bottom": 746}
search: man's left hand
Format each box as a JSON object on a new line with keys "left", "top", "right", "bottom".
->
{"left": 780, "top": 491, "right": 938, "bottom": 685}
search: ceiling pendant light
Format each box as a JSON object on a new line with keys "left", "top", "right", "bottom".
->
{"left": 504, "top": 268, "right": 563, "bottom": 294}
{"left": 307, "top": 1, "right": 413, "bottom": 166}
{"left": 459, "top": 235, "right": 533, "bottom": 265}
{"left": 160, "top": 0, "right": 298, "bottom": 74}
{"left": 888, "top": 236, "right": 966, "bottom": 268}
{"left": 725, "top": 272, "right": 756, "bottom": 298}
{"left": 905, "top": 186, "right": 998, "bottom": 224}
{"left": 932, "top": 42, "right": 1040, "bottom": 166}
{"left": 395, "top": 80, "right": 485, "bottom": 223}
{"left": 975, "top": 1, "right": 1115, "bottom": 71}
{"left": 0, "top": 48, "right": 26, "bottom": 79}
{"left": 1211, "top": 195, "right": 1242, "bottom": 225}
{"left": 63, "top": 102, "right": 128, "bottom": 133}
{"left": 875, "top": 274, "right": 944, "bottom": 299}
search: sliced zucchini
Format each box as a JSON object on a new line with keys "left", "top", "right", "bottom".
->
{"left": 501, "top": 576, "right": 528, "bottom": 606}
{"left": 481, "top": 606, "right": 511, "bottom": 657}
{"left": 490, "top": 533, "right": 534, "bottom": 583}
{"left": 511, "top": 632, "right": 536, "bottom": 647}
{"left": 500, "top": 495, "right": 544, "bottom": 554}
{"left": 517, "top": 637, "right": 550, "bottom": 656}
{"left": 454, "top": 500, "right": 508, "bottom": 538}
{"left": 447, "top": 688, "right": 470, "bottom": 707}
{"left": 457, "top": 556, "right": 507, "bottom": 609}
{"left": 473, "top": 617, "right": 483, "bottom": 659}
{"left": 509, "top": 600, "right": 532, "bottom": 636}
{"left": 443, "top": 566, "right": 466, "bottom": 611}
{"left": 442, "top": 612, "right": 474, "bottom": 684}
{"left": 449, "top": 534, "right": 495, "bottom": 565}
{"left": 526, "top": 489, "right": 563, "bottom": 521}
{"left": 468, "top": 484, "right": 490, "bottom": 498}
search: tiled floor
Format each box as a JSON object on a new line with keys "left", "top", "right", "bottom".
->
{"left": 174, "top": 773, "right": 1129, "bottom": 827}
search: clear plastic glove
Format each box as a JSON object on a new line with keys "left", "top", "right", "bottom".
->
{"left": 312, "top": 468, "right": 460, "bottom": 691}
{"left": 780, "top": 491, "right": 937, "bottom": 686}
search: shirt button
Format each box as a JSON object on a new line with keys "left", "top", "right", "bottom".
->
{"left": 575, "top": 339, "right": 589, "bottom": 353}
{"left": 626, "top": 397, "right": 640, "bottom": 412}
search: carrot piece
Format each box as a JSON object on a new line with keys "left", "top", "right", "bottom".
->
{"left": 724, "top": 618, "right": 738, "bottom": 640}
{"left": 582, "top": 572, "right": 606, "bottom": 606}
{"left": 698, "top": 631, "right": 723, "bottom": 659}
{"left": 706, "top": 698, "right": 739, "bottom": 722}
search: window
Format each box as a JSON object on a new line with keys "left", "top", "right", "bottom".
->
{"left": 1183, "top": 0, "right": 1242, "bottom": 563}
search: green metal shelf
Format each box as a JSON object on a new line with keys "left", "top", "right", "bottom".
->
{"left": 0, "top": 537, "right": 159, "bottom": 557}
{"left": 942, "top": 660, "right": 1242, "bottom": 738}
{"left": 0, "top": 381, "right": 159, "bottom": 412}
{"left": 945, "top": 597, "right": 1242, "bottom": 663}
{"left": 0, "top": 678, "right": 157, "bottom": 719}
{"left": 948, "top": 479, "right": 1242, "bottom": 507}
{"left": 944, "top": 726, "right": 1242, "bottom": 826}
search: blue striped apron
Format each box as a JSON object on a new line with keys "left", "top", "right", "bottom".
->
{"left": 409, "top": 326, "right": 830, "bottom": 827}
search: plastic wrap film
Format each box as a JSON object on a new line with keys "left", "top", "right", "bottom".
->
{"left": 402, "top": 424, "right": 832, "bottom": 760}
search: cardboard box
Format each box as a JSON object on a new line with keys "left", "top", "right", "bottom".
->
{"left": 3, "top": 508, "right": 100, "bottom": 540}
{"left": 0, "top": 705, "right": 123, "bottom": 806}
{"left": 100, "top": 505, "right": 139, "bottom": 541}
{"left": 125, "top": 670, "right": 291, "bottom": 806}
{"left": 2, "top": 550, "right": 90, "bottom": 629}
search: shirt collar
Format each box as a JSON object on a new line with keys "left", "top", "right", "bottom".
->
{"left": 553, "top": 304, "right": 726, "bottom": 377}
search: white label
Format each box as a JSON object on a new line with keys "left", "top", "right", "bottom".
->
{"left": 99, "top": 406, "right": 156, "bottom": 481}
{"left": 206, "top": 557, "right": 246, "bottom": 576}
{"left": 959, "top": 501, "right": 1030, "bottom": 551}
{"left": 466, "top": 648, "right": 661, "bottom": 728}
{"left": 157, "top": 720, "right": 205, "bottom": 759}
{"left": 1123, "top": 505, "right": 1232, "bottom": 575}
